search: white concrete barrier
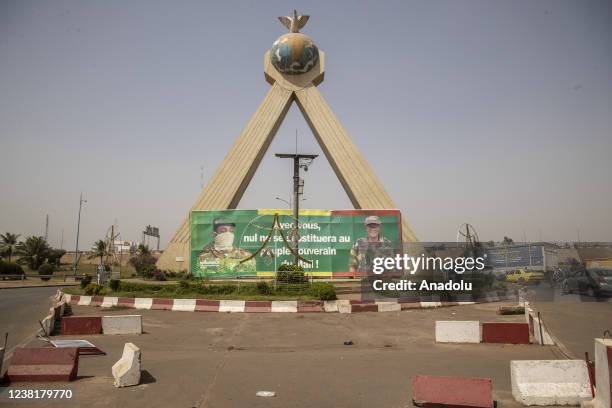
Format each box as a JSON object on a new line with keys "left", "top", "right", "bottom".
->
{"left": 337, "top": 300, "right": 352, "bottom": 314}
{"left": 511, "top": 360, "right": 592, "bottom": 405}
{"left": 102, "top": 315, "right": 143, "bottom": 335}
{"left": 101, "top": 297, "right": 119, "bottom": 308}
{"left": 112, "top": 343, "right": 141, "bottom": 387}
{"left": 435, "top": 321, "right": 481, "bottom": 343}
{"left": 172, "top": 299, "right": 196, "bottom": 312}
{"left": 271, "top": 300, "right": 298, "bottom": 313}
{"left": 40, "top": 313, "right": 55, "bottom": 336}
{"left": 133, "top": 298, "right": 153, "bottom": 310}
{"left": 592, "top": 338, "right": 612, "bottom": 408}
{"left": 219, "top": 300, "right": 245, "bottom": 313}
{"left": 420, "top": 301, "right": 442, "bottom": 308}
{"left": 77, "top": 296, "right": 92, "bottom": 306}
{"left": 530, "top": 314, "right": 555, "bottom": 345}
{"left": 323, "top": 300, "right": 338, "bottom": 313}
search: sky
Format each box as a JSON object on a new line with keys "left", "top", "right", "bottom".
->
{"left": 1, "top": 0, "right": 611, "bottom": 250}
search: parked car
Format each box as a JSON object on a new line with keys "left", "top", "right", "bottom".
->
{"left": 505, "top": 268, "right": 545, "bottom": 284}
{"left": 562, "top": 269, "right": 612, "bottom": 297}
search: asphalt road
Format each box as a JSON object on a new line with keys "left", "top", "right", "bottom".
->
{"left": 0, "top": 286, "right": 58, "bottom": 364}
{"left": 527, "top": 283, "right": 612, "bottom": 358}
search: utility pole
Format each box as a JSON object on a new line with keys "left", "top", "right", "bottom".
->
{"left": 73, "top": 193, "right": 87, "bottom": 276}
{"left": 275, "top": 153, "right": 317, "bottom": 265}
{"left": 44, "top": 214, "right": 49, "bottom": 242}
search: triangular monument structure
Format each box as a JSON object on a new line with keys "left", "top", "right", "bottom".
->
{"left": 157, "top": 10, "right": 418, "bottom": 271}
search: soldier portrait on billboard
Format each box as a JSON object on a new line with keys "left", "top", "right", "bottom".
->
{"left": 197, "top": 218, "right": 255, "bottom": 274}
{"left": 348, "top": 215, "right": 395, "bottom": 274}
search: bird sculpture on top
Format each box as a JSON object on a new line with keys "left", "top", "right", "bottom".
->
{"left": 278, "top": 9, "right": 310, "bottom": 33}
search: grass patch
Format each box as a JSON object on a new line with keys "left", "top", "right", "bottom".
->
{"left": 63, "top": 280, "right": 336, "bottom": 301}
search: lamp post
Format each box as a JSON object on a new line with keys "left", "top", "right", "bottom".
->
{"left": 274, "top": 153, "right": 317, "bottom": 265}
{"left": 73, "top": 192, "right": 87, "bottom": 277}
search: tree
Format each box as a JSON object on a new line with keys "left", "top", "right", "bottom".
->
{"left": 137, "top": 243, "right": 151, "bottom": 256}
{"left": 47, "top": 248, "right": 66, "bottom": 267}
{"left": 88, "top": 240, "right": 108, "bottom": 265}
{"left": 16, "top": 236, "right": 50, "bottom": 270}
{"left": 0, "top": 232, "right": 21, "bottom": 262}
{"left": 129, "top": 244, "right": 157, "bottom": 277}
{"left": 502, "top": 236, "right": 514, "bottom": 245}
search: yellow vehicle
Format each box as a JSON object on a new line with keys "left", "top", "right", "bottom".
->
{"left": 505, "top": 268, "right": 545, "bottom": 284}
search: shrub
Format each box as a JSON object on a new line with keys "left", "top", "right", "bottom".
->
{"left": 129, "top": 252, "right": 157, "bottom": 277}
{"left": 109, "top": 279, "right": 120, "bottom": 291}
{"left": 178, "top": 280, "right": 190, "bottom": 290}
{"left": 80, "top": 275, "right": 92, "bottom": 288}
{"left": 84, "top": 283, "right": 107, "bottom": 296}
{"left": 0, "top": 260, "right": 25, "bottom": 279}
{"left": 276, "top": 263, "right": 307, "bottom": 284}
{"left": 38, "top": 263, "right": 55, "bottom": 281}
{"left": 256, "top": 281, "right": 272, "bottom": 295}
{"left": 152, "top": 270, "right": 167, "bottom": 281}
{"left": 307, "top": 282, "right": 337, "bottom": 300}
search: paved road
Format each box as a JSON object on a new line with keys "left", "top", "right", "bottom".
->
{"left": 527, "top": 283, "right": 612, "bottom": 358}
{"left": 0, "top": 301, "right": 560, "bottom": 407}
{"left": 0, "top": 287, "right": 59, "bottom": 364}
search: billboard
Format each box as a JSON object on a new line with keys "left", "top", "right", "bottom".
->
{"left": 190, "top": 209, "right": 402, "bottom": 278}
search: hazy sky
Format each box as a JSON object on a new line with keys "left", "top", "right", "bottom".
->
{"left": 1, "top": 0, "right": 611, "bottom": 250}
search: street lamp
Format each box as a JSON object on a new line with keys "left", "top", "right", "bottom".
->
{"left": 275, "top": 196, "right": 306, "bottom": 208}
{"left": 73, "top": 192, "right": 87, "bottom": 277}
{"left": 274, "top": 153, "right": 318, "bottom": 265}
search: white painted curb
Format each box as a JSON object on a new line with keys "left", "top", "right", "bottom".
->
{"left": 219, "top": 300, "right": 245, "bottom": 313}
{"left": 435, "top": 321, "right": 481, "bottom": 343}
{"left": 77, "top": 295, "right": 92, "bottom": 306}
{"left": 511, "top": 360, "right": 591, "bottom": 405}
{"left": 377, "top": 302, "right": 401, "bottom": 312}
{"left": 271, "top": 301, "right": 298, "bottom": 313}
{"left": 101, "top": 297, "right": 119, "bottom": 308}
{"left": 134, "top": 298, "right": 153, "bottom": 310}
{"left": 172, "top": 299, "right": 196, "bottom": 312}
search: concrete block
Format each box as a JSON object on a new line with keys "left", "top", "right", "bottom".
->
{"left": 219, "top": 300, "right": 245, "bottom": 313}
{"left": 530, "top": 314, "right": 555, "bottom": 345}
{"left": 6, "top": 347, "right": 79, "bottom": 382}
{"left": 412, "top": 375, "right": 493, "bottom": 408}
{"left": 41, "top": 314, "right": 55, "bottom": 336}
{"left": 61, "top": 316, "right": 102, "bottom": 335}
{"left": 102, "top": 315, "right": 142, "bottom": 335}
{"left": 77, "top": 296, "right": 91, "bottom": 306}
{"left": 172, "top": 299, "right": 196, "bottom": 312}
{"left": 377, "top": 302, "right": 401, "bottom": 312}
{"left": 481, "top": 323, "right": 530, "bottom": 344}
{"left": 112, "top": 343, "right": 141, "bottom": 388}
{"left": 435, "top": 321, "right": 481, "bottom": 344}
{"left": 511, "top": 360, "right": 592, "bottom": 405}
{"left": 271, "top": 300, "right": 298, "bottom": 312}
{"left": 593, "top": 338, "right": 612, "bottom": 408}
{"left": 323, "top": 300, "right": 338, "bottom": 313}
{"left": 337, "top": 300, "right": 352, "bottom": 314}
{"left": 101, "top": 297, "right": 119, "bottom": 308}
{"left": 133, "top": 298, "right": 153, "bottom": 310}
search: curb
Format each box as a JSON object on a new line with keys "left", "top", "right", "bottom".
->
{"left": 61, "top": 291, "right": 516, "bottom": 313}
{"left": 0, "top": 283, "right": 78, "bottom": 290}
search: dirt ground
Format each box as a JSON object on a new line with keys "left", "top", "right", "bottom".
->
{"left": 0, "top": 301, "right": 566, "bottom": 408}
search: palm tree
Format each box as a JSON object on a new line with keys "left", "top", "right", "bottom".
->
{"left": 16, "top": 236, "right": 50, "bottom": 270}
{"left": 0, "top": 232, "right": 21, "bottom": 262}
{"left": 88, "top": 240, "right": 108, "bottom": 265}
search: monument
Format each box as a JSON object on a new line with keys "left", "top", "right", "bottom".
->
{"left": 157, "top": 10, "right": 418, "bottom": 272}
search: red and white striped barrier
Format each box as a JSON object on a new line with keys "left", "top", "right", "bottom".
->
{"left": 61, "top": 292, "right": 511, "bottom": 314}
{"left": 436, "top": 321, "right": 531, "bottom": 344}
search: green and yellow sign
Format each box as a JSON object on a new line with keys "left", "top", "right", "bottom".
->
{"left": 190, "top": 209, "right": 402, "bottom": 278}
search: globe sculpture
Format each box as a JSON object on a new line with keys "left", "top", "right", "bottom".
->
{"left": 270, "top": 33, "right": 319, "bottom": 75}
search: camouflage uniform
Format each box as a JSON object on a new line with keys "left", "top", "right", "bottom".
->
{"left": 348, "top": 237, "right": 395, "bottom": 274}
{"left": 197, "top": 245, "right": 256, "bottom": 274}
